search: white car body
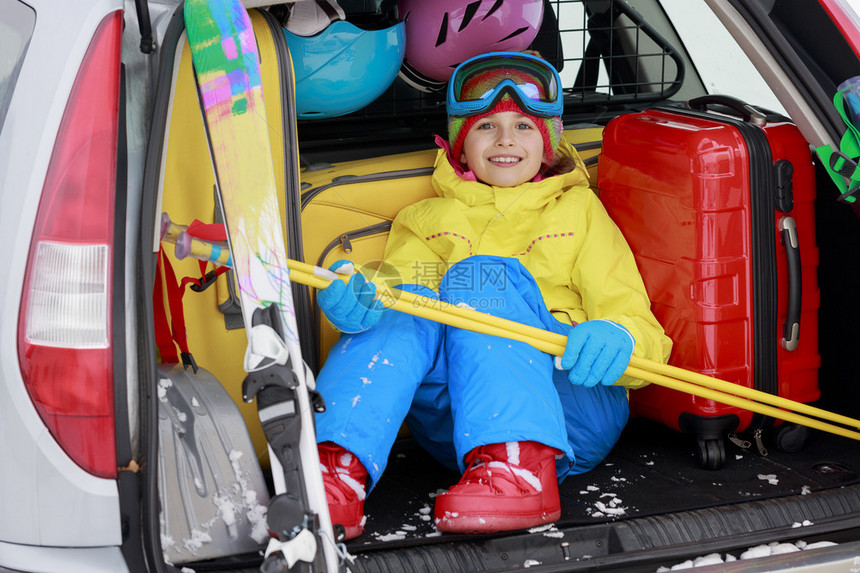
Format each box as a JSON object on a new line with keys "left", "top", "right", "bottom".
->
{"left": 2, "top": 0, "right": 860, "bottom": 571}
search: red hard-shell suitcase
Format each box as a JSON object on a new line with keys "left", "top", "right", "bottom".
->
{"left": 599, "top": 96, "right": 821, "bottom": 469}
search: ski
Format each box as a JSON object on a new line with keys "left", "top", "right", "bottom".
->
{"left": 183, "top": 1, "right": 338, "bottom": 570}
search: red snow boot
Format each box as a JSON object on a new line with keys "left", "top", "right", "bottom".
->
{"left": 318, "top": 442, "right": 368, "bottom": 540}
{"left": 434, "top": 441, "right": 561, "bottom": 533}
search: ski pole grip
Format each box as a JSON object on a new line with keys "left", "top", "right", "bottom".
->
{"left": 313, "top": 265, "right": 340, "bottom": 282}
{"left": 779, "top": 216, "right": 801, "bottom": 351}
{"left": 174, "top": 232, "right": 193, "bottom": 260}
{"left": 160, "top": 212, "right": 171, "bottom": 241}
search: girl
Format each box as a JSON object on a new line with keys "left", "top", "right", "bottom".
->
{"left": 313, "top": 51, "right": 672, "bottom": 538}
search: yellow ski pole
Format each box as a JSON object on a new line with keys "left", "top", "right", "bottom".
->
{"left": 159, "top": 219, "right": 860, "bottom": 440}
{"left": 622, "top": 365, "right": 860, "bottom": 442}
{"left": 285, "top": 262, "right": 860, "bottom": 441}
{"left": 160, "top": 214, "right": 232, "bottom": 266}
{"left": 383, "top": 279, "right": 860, "bottom": 431}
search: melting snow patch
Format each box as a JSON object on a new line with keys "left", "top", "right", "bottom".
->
{"left": 183, "top": 529, "right": 212, "bottom": 554}
{"left": 757, "top": 473, "right": 779, "bottom": 485}
{"left": 213, "top": 495, "right": 236, "bottom": 530}
{"left": 416, "top": 505, "right": 433, "bottom": 521}
{"left": 771, "top": 543, "right": 802, "bottom": 554}
{"left": 339, "top": 337, "right": 353, "bottom": 354}
{"left": 801, "top": 485, "right": 812, "bottom": 495}
{"left": 375, "top": 532, "right": 407, "bottom": 542}
{"left": 220, "top": 450, "right": 270, "bottom": 544}
{"left": 586, "top": 485, "right": 599, "bottom": 492}
{"left": 524, "top": 559, "right": 541, "bottom": 567}
{"left": 160, "top": 529, "right": 176, "bottom": 560}
{"left": 740, "top": 544, "right": 788, "bottom": 559}
{"left": 594, "top": 500, "right": 627, "bottom": 516}
{"left": 661, "top": 553, "right": 725, "bottom": 570}
{"left": 528, "top": 524, "right": 564, "bottom": 539}
{"left": 158, "top": 378, "right": 172, "bottom": 401}
{"left": 694, "top": 554, "right": 725, "bottom": 566}
{"left": 247, "top": 503, "right": 269, "bottom": 543}
{"left": 803, "top": 541, "right": 838, "bottom": 550}
{"left": 528, "top": 524, "right": 555, "bottom": 534}
{"left": 656, "top": 540, "right": 838, "bottom": 571}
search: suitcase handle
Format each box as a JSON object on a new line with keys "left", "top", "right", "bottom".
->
{"left": 687, "top": 95, "right": 768, "bottom": 126}
{"left": 779, "top": 216, "right": 801, "bottom": 351}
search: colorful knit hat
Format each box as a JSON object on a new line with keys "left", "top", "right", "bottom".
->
{"left": 447, "top": 63, "right": 564, "bottom": 164}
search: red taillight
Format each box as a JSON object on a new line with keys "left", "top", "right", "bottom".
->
{"left": 17, "top": 11, "right": 122, "bottom": 479}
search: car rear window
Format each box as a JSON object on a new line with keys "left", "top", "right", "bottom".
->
{"left": 297, "top": 0, "right": 706, "bottom": 159}
{"left": 0, "top": 0, "right": 35, "bottom": 134}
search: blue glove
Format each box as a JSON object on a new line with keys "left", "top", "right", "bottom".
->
{"left": 317, "top": 260, "right": 385, "bottom": 333}
{"left": 559, "top": 320, "right": 635, "bottom": 387}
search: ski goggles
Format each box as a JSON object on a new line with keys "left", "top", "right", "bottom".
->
{"left": 447, "top": 51, "right": 563, "bottom": 119}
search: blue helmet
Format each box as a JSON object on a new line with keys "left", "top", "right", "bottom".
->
{"left": 283, "top": 17, "right": 405, "bottom": 120}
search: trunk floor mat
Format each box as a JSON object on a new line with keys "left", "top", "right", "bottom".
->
{"left": 352, "top": 418, "right": 860, "bottom": 549}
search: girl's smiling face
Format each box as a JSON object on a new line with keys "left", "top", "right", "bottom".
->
{"left": 460, "top": 111, "right": 547, "bottom": 187}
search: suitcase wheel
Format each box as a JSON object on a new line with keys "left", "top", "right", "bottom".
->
{"left": 775, "top": 423, "right": 810, "bottom": 453}
{"left": 695, "top": 437, "right": 726, "bottom": 470}
{"left": 679, "top": 413, "right": 737, "bottom": 470}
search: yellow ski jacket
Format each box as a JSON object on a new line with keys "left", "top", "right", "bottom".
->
{"left": 383, "top": 140, "right": 672, "bottom": 388}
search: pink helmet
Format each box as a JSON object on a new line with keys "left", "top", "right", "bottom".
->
{"left": 397, "top": 0, "right": 545, "bottom": 92}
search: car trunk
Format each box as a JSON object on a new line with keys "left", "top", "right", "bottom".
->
{"left": 351, "top": 421, "right": 860, "bottom": 571}
{"left": 140, "top": 0, "right": 860, "bottom": 571}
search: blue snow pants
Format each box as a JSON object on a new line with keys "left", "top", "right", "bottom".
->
{"left": 314, "top": 256, "right": 630, "bottom": 489}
